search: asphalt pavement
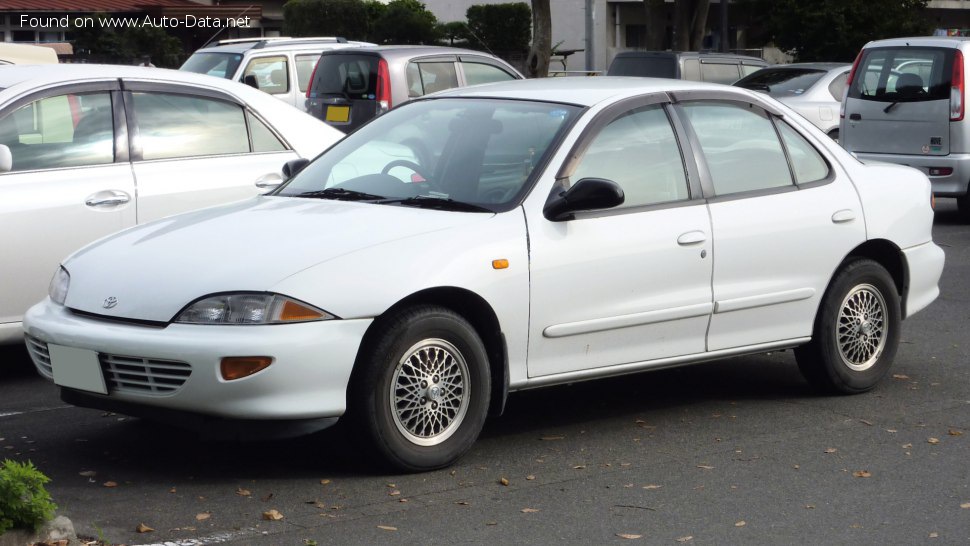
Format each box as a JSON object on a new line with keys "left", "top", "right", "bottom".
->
{"left": 1, "top": 201, "right": 968, "bottom": 545}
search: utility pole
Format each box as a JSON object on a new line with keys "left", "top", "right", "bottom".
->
{"left": 720, "top": 0, "right": 729, "bottom": 52}
{"left": 585, "top": 0, "right": 594, "bottom": 71}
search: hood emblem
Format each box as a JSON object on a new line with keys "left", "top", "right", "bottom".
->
{"left": 102, "top": 297, "right": 118, "bottom": 309}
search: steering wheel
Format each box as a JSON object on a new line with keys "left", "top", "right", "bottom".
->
{"left": 381, "top": 159, "right": 434, "bottom": 184}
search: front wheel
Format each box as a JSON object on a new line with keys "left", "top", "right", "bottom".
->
{"left": 350, "top": 305, "right": 491, "bottom": 472}
{"left": 795, "top": 259, "right": 901, "bottom": 394}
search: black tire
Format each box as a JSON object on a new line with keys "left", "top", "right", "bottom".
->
{"left": 827, "top": 128, "right": 840, "bottom": 143}
{"left": 350, "top": 305, "right": 490, "bottom": 472}
{"left": 795, "top": 259, "right": 901, "bottom": 394}
{"left": 957, "top": 194, "right": 970, "bottom": 223}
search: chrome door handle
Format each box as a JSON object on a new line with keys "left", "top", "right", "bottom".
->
{"left": 85, "top": 190, "right": 131, "bottom": 208}
{"left": 832, "top": 209, "right": 856, "bottom": 224}
{"left": 677, "top": 230, "right": 707, "bottom": 245}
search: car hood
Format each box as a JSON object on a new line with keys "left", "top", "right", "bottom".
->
{"left": 61, "top": 197, "right": 491, "bottom": 322}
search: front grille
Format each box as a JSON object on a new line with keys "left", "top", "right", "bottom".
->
{"left": 24, "top": 335, "right": 53, "bottom": 380}
{"left": 100, "top": 354, "right": 192, "bottom": 395}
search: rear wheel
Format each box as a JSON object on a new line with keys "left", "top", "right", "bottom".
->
{"left": 795, "top": 259, "right": 900, "bottom": 394}
{"left": 350, "top": 305, "right": 490, "bottom": 472}
{"left": 827, "top": 128, "right": 840, "bottom": 143}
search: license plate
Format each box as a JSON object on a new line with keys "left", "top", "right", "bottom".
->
{"left": 49, "top": 344, "right": 108, "bottom": 395}
{"left": 325, "top": 105, "right": 350, "bottom": 123}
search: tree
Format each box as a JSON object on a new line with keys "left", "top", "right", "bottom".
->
{"left": 526, "top": 0, "right": 551, "bottom": 78}
{"left": 71, "top": 13, "right": 183, "bottom": 67}
{"left": 741, "top": 0, "right": 930, "bottom": 61}
{"left": 642, "top": 0, "right": 667, "bottom": 50}
{"left": 282, "top": 0, "right": 369, "bottom": 40}
{"left": 672, "top": 0, "right": 709, "bottom": 51}
{"left": 466, "top": 3, "right": 531, "bottom": 53}
{"left": 371, "top": 0, "right": 440, "bottom": 44}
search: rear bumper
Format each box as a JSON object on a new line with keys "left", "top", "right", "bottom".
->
{"left": 854, "top": 152, "right": 970, "bottom": 197}
{"left": 902, "top": 240, "right": 945, "bottom": 319}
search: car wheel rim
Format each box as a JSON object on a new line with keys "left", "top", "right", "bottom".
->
{"left": 390, "top": 338, "right": 470, "bottom": 447}
{"left": 836, "top": 283, "right": 888, "bottom": 371}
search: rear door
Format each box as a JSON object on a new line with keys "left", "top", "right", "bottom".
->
{"left": 842, "top": 47, "right": 954, "bottom": 155}
{"left": 306, "top": 52, "right": 381, "bottom": 133}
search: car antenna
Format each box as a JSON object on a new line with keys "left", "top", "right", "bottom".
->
{"left": 200, "top": 4, "right": 258, "bottom": 49}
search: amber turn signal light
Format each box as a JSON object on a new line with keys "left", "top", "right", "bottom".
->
{"left": 492, "top": 259, "right": 509, "bottom": 270}
{"left": 221, "top": 356, "right": 273, "bottom": 381}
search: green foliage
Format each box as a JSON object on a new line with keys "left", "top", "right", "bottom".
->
{"left": 282, "top": 0, "right": 370, "bottom": 40}
{"left": 71, "top": 12, "right": 183, "bottom": 67}
{"left": 437, "top": 21, "right": 470, "bottom": 46}
{"left": 466, "top": 3, "right": 531, "bottom": 53}
{"left": 371, "top": 0, "right": 440, "bottom": 45}
{"left": 0, "top": 459, "right": 57, "bottom": 534}
{"left": 741, "top": 0, "right": 931, "bottom": 62}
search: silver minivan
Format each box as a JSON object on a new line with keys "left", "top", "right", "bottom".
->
{"left": 841, "top": 36, "right": 970, "bottom": 218}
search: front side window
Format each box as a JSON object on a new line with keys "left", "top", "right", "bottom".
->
{"left": 461, "top": 61, "right": 516, "bottom": 86}
{"left": 572, "top": 105, "right": 689, "bottom": 208}
{"left": 132, "top": 92, "right": 249, "bottom": 160}
{"left": 242, "top": 56, "right": 289, "bottom": 94}
{"left": 682, "top": 102, "right": 793, "bottom": 196}
{"left": 848, "top": 47, "right": 952, "bottom": 103}
{"left": 0, "top": 91, "right": 113, "bottom": 172}
{"left": 278, "top": 98, "right": 580, "bottom": 210}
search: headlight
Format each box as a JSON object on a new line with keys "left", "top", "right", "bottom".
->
{"left": 174, "top": 293, "right": 334, "bottom": 325}
{"left": 48, "top": 266, "right": 70, "bottom": 305}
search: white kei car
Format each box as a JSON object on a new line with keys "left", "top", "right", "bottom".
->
{"left": 0, "top": 64, "right": 344, "bottom": 344}
{"left": 24, "top": 77, "right": 945, "bottom": 471}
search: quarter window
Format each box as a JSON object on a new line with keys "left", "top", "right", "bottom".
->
{"left": 0, "top": 91, "right": 114, "bottom": 172}
{"left": 572, "top": 105, "right": 690, "bottom": 208}
{"left": 247, "top": 111, "right": 286, "bottom": 153}
{"left": 777, "top": 122, "right": 829, "bottom": 184}
{"left": 682, "top": 102, "right": 793, "bottom": 195}
{"left": 295, "top": 54, "right": 321, "bottom": 93}
{"left": 132, "top": 92, "right": 249, "bottom": 160}
{"left": 242, "top": 56, "right": 289, "bottom": 94}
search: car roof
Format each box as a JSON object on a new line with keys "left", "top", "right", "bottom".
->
{"left": 432, "top": 76, "right": 756, "bottom": 107}
{"left": 761, "top": 62, "right": 850, "bottom": 71}
{"left": 195, "top": 37, "right": 373, "bottom": 54}
{"left": 614, "top": 50, "right": 765, "bottom": 63}
{"left": 865, "top": 36, "right": 970, "bottom": 49}
{"left": 0, "top": 63, "right": 256, "bottom": 90}
{"left": 322, "top": 45, "right": 505, "bottom": 60}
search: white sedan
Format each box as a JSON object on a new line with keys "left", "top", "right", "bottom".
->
{"left": 0, "top": 64, "right": 344, "bottom": 344}
{"left": 23, "top": 77, "right": 945, "bottom": 471}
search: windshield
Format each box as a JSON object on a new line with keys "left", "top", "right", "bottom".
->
{"left": 734, "top": 68, "right": 826, "bottom": 96}
{"left": 180, "top": 52, "right": 244, "bottom": 79}
{"left": 277, "top": 98, "right": 581, "bottom": 211}
{"left": 608, "top": 56, "right": 676, "bottom": 78}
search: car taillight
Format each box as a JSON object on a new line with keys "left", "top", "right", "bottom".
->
{"left": 376, "top": 58, "right": 391, "bottom": 114}
{"left": 306, "top": 59, "right": 320, "bottom": 99}
{"left": 951, "top": 50, "right": 964, "bottom": 121}
{"left": 841, "top": 50, "right": 863, "bottom": 119}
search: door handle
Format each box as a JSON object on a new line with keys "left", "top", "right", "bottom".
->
{"left": 677, "top": 230, "right": 707, "bottom": 245}
{"left": 831, "top": 209, "right": 856, "bottom": 224}
{"left": 84, "top": 190, "right": 131, "bottom": 208}
{"left": 849, "top": 113, "right": 861, "bottom": 121}
{"left": 255, "top": 173, "right": 283, "bottom": 191}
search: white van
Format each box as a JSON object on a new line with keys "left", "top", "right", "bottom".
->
{"left": 180, "top": 37, "right": 374, "bottom": 109}
{"left": 0, "top": 43, "right": 58, "bottom": 65}
{"left": 841, "top": 36, "right": 970, "bottom": 220}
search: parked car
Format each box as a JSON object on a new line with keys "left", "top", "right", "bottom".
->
{"left": 305, "top": 45, "right": 523, "bottom": 133}
{"left": 607, "top": 50, "right": 766, "bottom": 83}
{"left": 0, "top": 43, "right": 58, "bottom": 65}
{"left": 734, "top": 63, "right": 851, "bottom": 140}
{"left": 841, "top": 36, "right": 970, "bottom": 221}
{"left": 0, "top": 64, "right": 344, "bottom": 344}
{"left": 180, "top": 37, "right": 374, "bottom": 109}
{"left": 24, "top": 77, "right": 943, "bottom": 472}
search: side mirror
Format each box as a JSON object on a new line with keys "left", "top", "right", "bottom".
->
{"left": 0, "top": 144, "right": 11, "bottom": 173}
{"left": 282, "top": 158, "right": 310, "bottom": 180}
{"left": 543, "top": 178, "right": 625, "bottom": 221}
{"left": 243, "top": 74, "right": 259, "bottom": 89}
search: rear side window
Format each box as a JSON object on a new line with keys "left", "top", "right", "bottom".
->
{"left": 735, "top": 68, "right": 827, "bottom": 97}
{"left": 309, "top": 54, "right": 378, "bottom": 99}
{"left": 406, "top": 61, "right": 459, "bottom": 96}
{"left": 242, "top": 56, "right": 288, "bottom": 94}
{"left": 828, "top": 72, "right": 848, "bottom": 101}
{"left": 132, "top": 92, "right": 249, "bottom": 160}
{"left": 700, "top": 62, "right": 741, "bottom": 84}
{"left": 848, "top": 47, "right": 953, "bottom": 102}
{"left": 180, "top": 52, "right": 243, "bottom": 79}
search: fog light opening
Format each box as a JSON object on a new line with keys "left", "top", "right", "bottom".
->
{"left": 221, "top": 356, "right": 273, "bottom": 381}
{"left": 928, "top": 167, "right": 953, "bottom": 176}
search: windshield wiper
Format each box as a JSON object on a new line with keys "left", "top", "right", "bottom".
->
{"left": 380, "top": 196, "right": 494, "bottom": 213}
{"left": 295, "top": 188, "right": 386, "bottom": 201}
{"left": 884, "top": 101, "right": 901, "bottom": 113}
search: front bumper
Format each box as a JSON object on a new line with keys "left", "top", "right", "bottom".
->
{"left": 854, "top": 152, "right": 970, "bottom": 197}
{"left": 23, "top": 299, "right": 373, "bottom": 429}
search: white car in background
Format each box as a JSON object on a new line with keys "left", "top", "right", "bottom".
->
{"left": 734, "top": 63, "right": 851, "bottom": 141}
{"left": 0, "top": 42, "right": 58, "bottom": 65}
{"left": 24, "top": 78, "right": 944, "bottom": 471}
{"left": 0, "top": 64, "right": 344, "bottom": 344}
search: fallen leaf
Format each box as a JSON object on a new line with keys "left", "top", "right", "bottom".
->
{"left": 805, "top": 505, "right": 816, "bottom": 509}
{"left": 486, "top": 521, "right": 498, "bottom": 526}
{"left": 824, "top": 448, "right": 837, "bottom": 454}
{"left": 399, "top": 498, "right": 408, "bottom": 503}
{"left": 169, "top": 487, "right": 177, "bottom": 494}
{"left": 859, "top": 419, "right": 873, "bottom": 426}
{"left": 902, "top": 443, "right": 913, "bottom": 449}
{"left": 853, "top": 470, "right": 872, "bottom": 478}
{"left": 236, "top": 487, "right": 251, "bottom": 497}
{"left": 676, "top": 536, "right": 694, "bottom": 543}
{"left": 573, "top": 465, "right": 587, "bottom": 470}
{"left": 499, "top": 477, "right": 510, "bottom": 486}
{"left": 521, "top": 508, "right": 539, "bottom": 513}
{"left": 386, "top": 483, "right": 396, "bottom": 488}
{"left": 261, "top": 493, "right": 275, "bottom": 502}
{"left": 697, "top": 465, "right": 714, "bottom": 470}
{"left": 196, "top": 512, "right": 211, "bottom": 521}
{"left": 135, "top": 523, "right": 154, "bottom": 533}
{"left": 616, "top": 533, "right": 642, "bottom": 539}
{"left": 103, "top": 481, "right": 118, "bottom": 488}
{"left": 735, "top": 520, "right": 746, "bottom": 527}
{"left": 960, "top": 502, "right": 970, "bottom": 509}
{"left": 929, "top": 532, "right": 939, "bottom": 538}
{"left": 262, "top": 509, "right": 284, "bottom": 521}
{"left": 456, "top": 501, "right": 470, "bottom": 506}
{"left": 892, "top": 374, "right": 910, "bottom": 380}
{"left": 948, "top": 430, "right": 963, "bottom": 436}
{"left": 320, "top": 479, "right": 331, "bottom": 485}
{"left": 388, "top": 490, "right": 401, "bottom": 496}
{"left": 526, "top": 475, "right": 536, "bottom": 481}
{"left": 539, "top": 435, "right": 565, "bottom": 441}
{"left": 377, "top": 525, "right": 397, "bottom": 531}
{"left": 928, "top": 438, "right": 941, "bottom": 445}
{"left": 79, "top": 470, "right": 97, "bottom": 477}
{"left": 643, "top": 485, "right": 663, "bottom": 490}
